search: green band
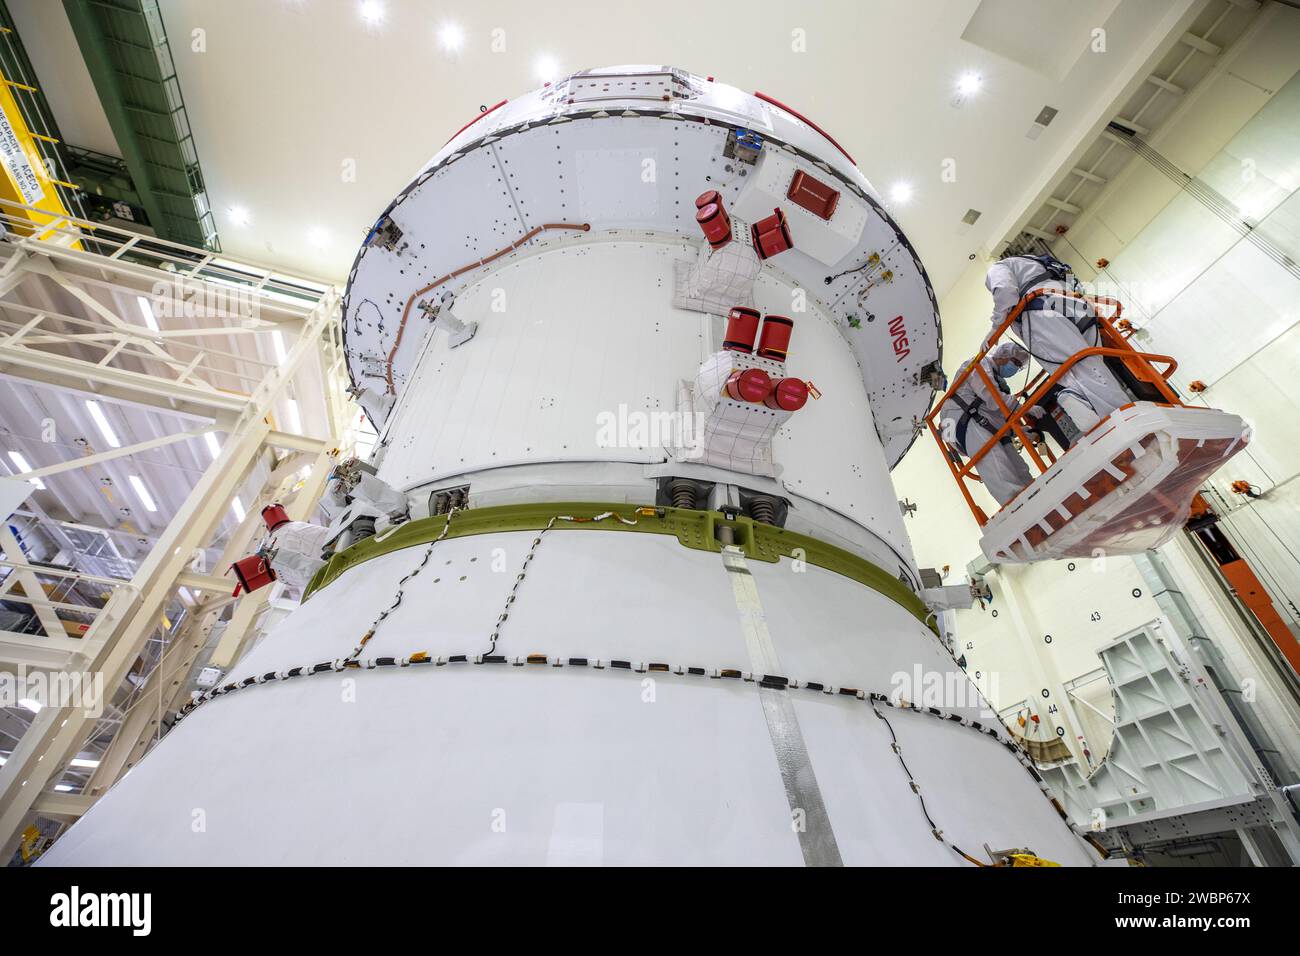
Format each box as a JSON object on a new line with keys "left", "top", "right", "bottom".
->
{"left": 303, "top": 502, "right": 932, "bottom": 628}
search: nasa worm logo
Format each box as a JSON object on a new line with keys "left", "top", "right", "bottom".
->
{"left": 889, "top": 315, "right": 910, "bottom": 362}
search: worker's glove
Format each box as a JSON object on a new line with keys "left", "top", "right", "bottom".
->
{"left": 1027, "top": 406, "right": 1047, "bottom": 420}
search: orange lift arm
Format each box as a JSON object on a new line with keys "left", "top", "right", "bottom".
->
{"left": 1187, "top": 495, "right": 1300, "bottom": 678}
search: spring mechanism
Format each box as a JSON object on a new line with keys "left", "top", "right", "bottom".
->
{"left": 670, "top": 480, "right": 699, "bottom": 510}
{"left": 747, "top": 496, "right": 777, "bottom": 525}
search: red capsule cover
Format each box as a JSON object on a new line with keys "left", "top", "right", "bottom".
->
{"left": 261, "top": 503, "right": 290, "bottom": 531}
{"left": 695, "top": 190, "right": 722, "bottom": 209}
{"left": 757, "top": 315, "right": 794, "bottom": 361}
{"left": 751, "top": 208, "right": 793, "bottom": 260}
{"left": 230, "top": 554, "right": 276, "bottom": 596}
{"left": 764, "top": 377, "right": 809, "bottom": 411}
{"left": 697, "top": 203, "right": 732, "bottom": 248}
{"left": 724, "top": 368, "right": 773, "bottom": 404}
{"left": 723, "top": 306, "right": 761, "bottom": 353}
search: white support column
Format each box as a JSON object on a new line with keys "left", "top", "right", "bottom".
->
{"left": 991, "top": 565, "right": 1090, "bottom": 766}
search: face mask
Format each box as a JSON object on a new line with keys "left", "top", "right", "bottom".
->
{"left": 997, "top": 362, "right": 1019, "bottom": 378}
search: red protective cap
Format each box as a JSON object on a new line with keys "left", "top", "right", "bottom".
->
{"left": 725, "top": 368, "right": 773, "bottom": 404}
{"left": 696, "top": 202, "right": 732, "bottom": 249}
{"left": 230, "top": 554, "right": 276, "bottom": 596}
{"left": 757, "top": 315, "right": 794, "bottom": 361}
{"left": 751, "top": 208, "right": 793, "bottom": 260}
{"left": 261, "top": 503, "right": 290, "bottom": 531}
{"left": 723, "top": 306, "right": 761, "bottom": 353}
{"left": 764, "top": 377, "right": 809, "bottom": 412}
{"left": 695, "top": 190, "right": 722, "bottom": 209}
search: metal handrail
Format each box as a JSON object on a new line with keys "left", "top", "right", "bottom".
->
{"left": 925, "top": 289, "right": 1183, "bottom": 526}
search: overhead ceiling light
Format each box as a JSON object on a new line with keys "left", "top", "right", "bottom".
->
{"left": 286, "top": 398, "right": 303, "bottom": 434}
{"left": 85, "top": 400, "right": 121, "bottom": 449}
{"left": 7, "top": 451, "right": 45, "bottom": 490}
{"left": 228, "top": 206, "right": 250, "bottom": 227}
{"left": 438, "top": 21, "right": 464, "bottom": 52}
{"left": 231, "top": 497, "right": 246, "bottom": 523}
{"left": 535, "top": 54, "right": 560, "bottom": 83}
{"left": 54, "top": 784, "right": 74, "bottom": 792}
{"left": 889, "top": 182, "right": 914, "bottom": 204}
{"left": 271, "top": 329, "right": 288, "bottom": 363}
{"left": 18, "top": 698, "right": 42, "bottom": 713}
{"left": 128, "top": 475, "right": 158, "bottom": 512}
{"left": 956, "top": 72, "right": 982, "bottom": 96}
{"left": 69, "top": 757, "right": 100, "bottom": 769}
{"left": 204, "top": 431, "right": 221, "bottom": 459}
{"left": 136, "top": 295, "right": 160, "bottom": 332}
{"left": 359, "top": 0, "right": 383, "bottom": 25}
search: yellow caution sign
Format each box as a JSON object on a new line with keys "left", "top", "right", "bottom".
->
{"left": 0, "top": 66, "right": 79, "bottom": 243}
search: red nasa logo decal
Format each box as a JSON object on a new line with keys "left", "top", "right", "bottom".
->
{"left": 889, "top": 315, "right": 910, "bottom": 362}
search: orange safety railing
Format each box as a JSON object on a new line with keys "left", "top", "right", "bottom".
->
{"left": 925, "top": 290, "right": 1183, "bottom": 526}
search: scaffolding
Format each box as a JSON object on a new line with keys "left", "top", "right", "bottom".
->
{"left": 0, "top": 198, "right": 351, "bottom": 856}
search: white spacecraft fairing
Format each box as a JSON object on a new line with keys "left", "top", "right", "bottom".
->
{"left": 41, "top": 67, "right": 1101, "bottom": 866}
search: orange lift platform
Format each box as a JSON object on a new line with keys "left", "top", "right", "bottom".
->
{"left": 926, "top": 291, "right": 1250, "bottom": 565}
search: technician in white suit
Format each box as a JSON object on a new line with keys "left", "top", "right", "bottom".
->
{"left": 983, "top": 254, "right": 1129, "bottom": 432}
{"left": 940, "top": 342, "right": 1035, "bottom": 506}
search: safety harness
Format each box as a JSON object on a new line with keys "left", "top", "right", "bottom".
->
{"left": 1013, "top": 254, "right": 1099, "bottom": 337}
{"left": 948, "top": 372, "right": 1013, "bottom": 456}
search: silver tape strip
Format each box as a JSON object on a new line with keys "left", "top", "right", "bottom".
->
{"left": 721, "top": 546, "right": 843, "bottom": 867}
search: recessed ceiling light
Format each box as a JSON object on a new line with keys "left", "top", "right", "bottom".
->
{"left": 231, "top": 497, "right": 246, "bottom": 523}
{"left": 204, "top": 431, "right": 221, "bottom": 459}
{"left": 957, "top": 72, "right": 982, "bottom": 96}
{"left": 438, "top": 21, "right": 464, "bottom": 52}
{"left": 136, "top": 295, "right": 160, "bottom": 332}
{"left": 54, "top": 784, "right": 74, "bottom": 792}
{"left": 359, "top": 0, "right": 383, "bottom": 25}
{"left": 128, "top": 475, "right": 158, "bottom": 512}
{"left": 228, "top": 206, "right": 250, "bottom": 227}
{"left": 889, "top": 182, "right": 914, "bottom": 204}
{"left": 85, "top": 400, "right": 121, "bottom": 449}
{"left": 535, "top": 54, "right": 560, "bottom": 83}
{"left": 69, "top": 757, "right": 100, "bottom": 769}
{"left": 7, "top": 451, "right": 45, "bottom": 489}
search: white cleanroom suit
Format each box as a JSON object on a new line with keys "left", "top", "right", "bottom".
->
{"left": 266, "top": 520, "right": 332, "bottom": 590}
{"left": 939, "top": 343, "right": 1034, "bottom": 506}
{"left": 984, "top": 255, "right": 1130, "bottom": 433}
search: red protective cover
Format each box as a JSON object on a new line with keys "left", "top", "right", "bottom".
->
{"left": 787, "top": 170, "right": 840, "bottom": 220}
